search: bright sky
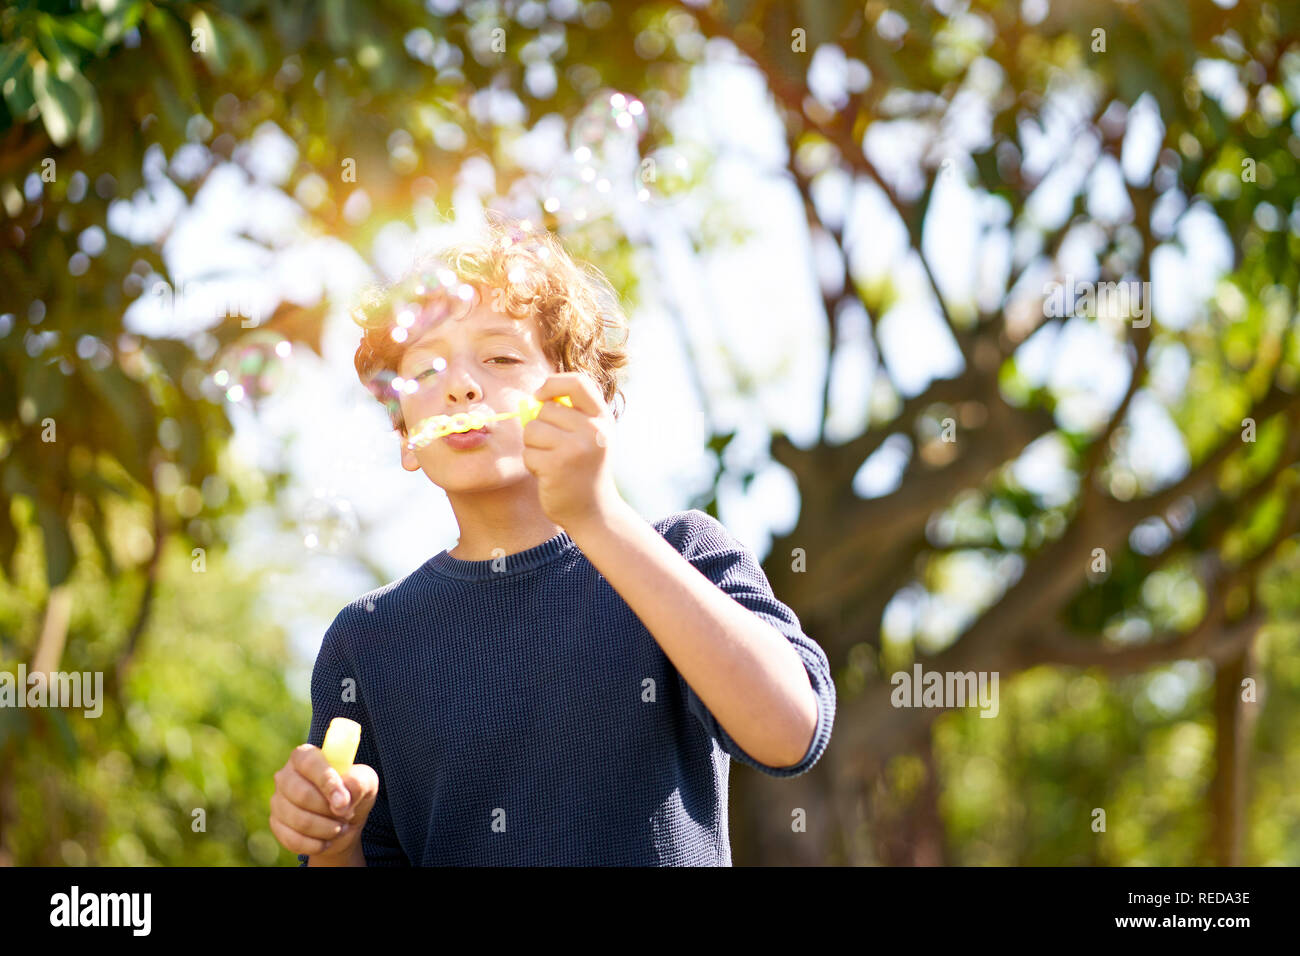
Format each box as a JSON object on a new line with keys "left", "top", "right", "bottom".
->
{"left": 106, "top": 40, "right": 1239, "bottom": 679}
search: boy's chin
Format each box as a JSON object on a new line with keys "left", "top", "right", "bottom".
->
{"left": 420, "top": 457, "right": 529, "bottom": 489}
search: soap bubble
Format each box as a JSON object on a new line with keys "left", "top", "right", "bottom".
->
{"left": 389, "top": 355, "right": 447, "bottom": 394}
{"left": 210, "top": 331, "right": 292, "bottom": 404}
{"left": 408, "top": 268, "right": 477, "bottom": 313}
{"left": 539, "top": 89, "right": 652, "bottom": 228}
{"left": 636, "top": 143, "right": 709, "bottom": 205}
{"left": 541, "top": 158, "right": 614, "bottom": 227}
{"left": 351, "top": 261, "right": 478, "bottom": 340}
{"left": 299, "top": 492, "right": 359, "bottom": 553}
{"left": 569, "top": 89, "right": 647, "bottom": 159}
{"left": 363, "top": 361, "right": 446, "bottom": 431}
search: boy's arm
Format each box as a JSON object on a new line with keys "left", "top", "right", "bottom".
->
{"left": 567, "top": 504, "right": 834, "bottom": 774}
{"left": 296, "top": 617, "right": 410, "bottom": 867}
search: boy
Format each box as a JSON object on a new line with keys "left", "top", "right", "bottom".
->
{"left": 269, "top": 220, "right": 835, "bottom": 866}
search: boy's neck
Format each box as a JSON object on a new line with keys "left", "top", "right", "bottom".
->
{"left": 445, "top": 495, "right": 564, "bottom": 561}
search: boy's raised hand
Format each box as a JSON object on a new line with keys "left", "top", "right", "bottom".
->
{"left": 523, "top": 372, "right": 623, "bottom": 530}
{"left": 269, "top": 743, "right": 379, "bottom": 863}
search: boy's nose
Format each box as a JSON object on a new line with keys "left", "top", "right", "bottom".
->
{"left": 442, "top": 377, "right": 480, "bottom": 407}
{"left": 445, "top": 384, "right": 478, "bottom": 403}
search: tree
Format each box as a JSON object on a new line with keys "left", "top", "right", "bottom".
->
{"left": 2, "top": 0, "right": 1298, "bottom": 864}
{"left": 694, "top": 0, "right": 1300, "bottom": 866}
{"left": 0, "top": 527, "right": 317, "bottom": 865}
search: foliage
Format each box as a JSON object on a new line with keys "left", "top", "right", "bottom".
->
{"left": 2, "top": 0, "right": 1298, "bottom": 865}
{"left": 0, "top": 513, "right": 306, "bottom": 865}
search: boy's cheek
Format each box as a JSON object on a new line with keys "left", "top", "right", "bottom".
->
{"left": 399, "top": 392, "right": 430, "bottom": 425}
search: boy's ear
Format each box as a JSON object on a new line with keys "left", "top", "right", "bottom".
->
{"left": 399, "top": 432, "right": 422, "bottom": 471}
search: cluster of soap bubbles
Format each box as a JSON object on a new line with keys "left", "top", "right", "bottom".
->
{"left": 636, "top": 142, "right": 708, "bottom": 206}
{"left": 571, "top": 90, "right": 648, "bottom": 161}
{"left": 362, "top": 357, "right": 451, "bottom": 436}
{"left": 352, "top": 264, "right": 478, "bottom": 346}
{"left": 208, "top": 330, "right": 293, "bottom": 404}
{"left": 403, "top": 408, "right": 492, "bottom": 452}
{"left": 540, "top": 88, "right": 707, "bottom": 228}
{"left": 351, "top": 257, "right": 495, "bottom": 440}
{"left": 299, "top": 490, "right": 360, "bottom": 553}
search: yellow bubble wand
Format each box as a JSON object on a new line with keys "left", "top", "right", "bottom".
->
{"left": 321, "top": 717, "right": 361, "bottom": 776}
{"left": 405, "top": 395, "right": 574, "bottom": 450}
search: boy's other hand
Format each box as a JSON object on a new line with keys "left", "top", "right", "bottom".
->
{"left": 269, "top": 743, "right": 379, "bottom": 861}
{"left": 524, "top": 372, "right": 622, "bottom": 530}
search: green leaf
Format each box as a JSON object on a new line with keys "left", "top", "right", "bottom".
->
{"left": 0, "top": 491, "right": 17, "bottom": 580}
{"left": 36, "top": 498, "right": 74, "bottom": 588}
{"left": 214, "top": 10, "right": 267, "bottom": 75}
{"left": 190, "top": 10, "right": 228, "bottom": 74}
{"left": 83, "top": 493, "right": 119, "bottom": 576}
{"left": 0, "top": 707, "right": 30, "bottom": 750}
{"left": 176, "top": 417, "right": 206, "bottom": 475}
{"left": 81, "top": 477, "right": 134, "bottom": 504}
{"left": 797, "top": 0, "right": 837, "bottom": 46}
{"left": 144, "top": 5, "right": 197, "bottom": 107}
{"left": 35, "top": 18, "right": 76, "bottom": 76}
{"left": 59, "top": 15, "right": 108, "bottom": 55}
{"left": 59, "top": 65, "right": 103, "bottom": 152}
{"left": 30, "top": 57, "right": 81, "bottom": 147}
{"left": 47, "top": 708, "right": 81, "bottom": 761}
{"left": 24, "top": 357, "right": 67, "bottom": 418}
{"left": 269, "top": 0, "right": 313, "bottom": 49}
{"left": 83, "top": 365, "right": 155, "bottom": 491}
{"left": 145, "top": 337, "right": 194, "bottom": 385}
{"left": 2, "top": 459, "right": 39, "bottom": 500}
{"left": 0, "top": 51, "right": 35, "bottom": 117}
{"left": 0, "top": 43, "right": 28, "bottom": 87}
{"left": 707, "top": 430, "right": 737, "bottom": 457}
{"left": 324, "top": 0, "right": 353, "bottom": 51}
{"left": 149, "top": 69, "right": 190, "bottom": 140}
{"left": 77, "top": 90, "right": 102, "bottom": 151}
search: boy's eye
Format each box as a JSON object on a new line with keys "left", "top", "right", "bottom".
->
{"left": 411, "top": 357, "right": 448, "bottom": 382}
{"left": 411, "top": 357, "right": 517, "bottom": 381}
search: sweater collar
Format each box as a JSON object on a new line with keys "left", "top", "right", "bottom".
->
{"left": 423, "top": 529, "right": 576, "bottom": 581}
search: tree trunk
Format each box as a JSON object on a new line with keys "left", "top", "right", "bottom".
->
{"left": 1208, "top": 628, "right": 1258, "bottom": 866}
{"left": 0, "top": 585, "right": 71, "bottom": 865}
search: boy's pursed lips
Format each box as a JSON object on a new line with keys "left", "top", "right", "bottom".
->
{"left": 432, "top": 405, "right": 499, "bottom": 439}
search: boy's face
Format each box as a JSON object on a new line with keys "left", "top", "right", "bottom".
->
{"left": 395, "top": 296, "right": 556, "bottom": 492}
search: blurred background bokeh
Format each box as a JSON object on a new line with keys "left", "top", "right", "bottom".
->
{"left": 2, "top": 0, "right": 1298, "bottom": 866}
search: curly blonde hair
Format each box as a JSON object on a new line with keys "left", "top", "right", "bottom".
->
{"left": 352, "top": 219, "right": 629, "bottom": 435}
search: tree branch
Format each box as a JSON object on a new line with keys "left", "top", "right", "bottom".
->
{"left": 694, "top": 4, "right": 970, "bottom": 364}
{"left": 113, "top": 497, "right": 167, "bottom": 696}
{"left": 831, "top": 384, "right": 1299, "bottom": 771}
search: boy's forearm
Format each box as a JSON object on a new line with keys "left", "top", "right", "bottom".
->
{"left": 566, "top": 501, "right": 818, "bottom": 769}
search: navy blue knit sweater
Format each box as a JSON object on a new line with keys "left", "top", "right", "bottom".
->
{"left": 296, "top": 508, "right": 835, "bottom": 866}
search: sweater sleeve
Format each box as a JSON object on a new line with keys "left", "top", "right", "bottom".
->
{"left": 297, "top": 612, "right": 410, "bottom": 867}
{"left": 666, "top": 510, "right": 835, "bottom": 778}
